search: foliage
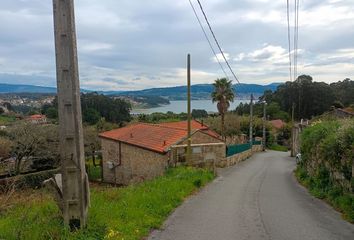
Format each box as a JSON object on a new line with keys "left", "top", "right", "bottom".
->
{"left": 0, "top": 107, "right": 4, "bottom": 115}
{"left": 0, "top": 115, "right": 16, "bottom": 126}
{"left": 0, "top": 137, "right": 13, "bottom": 160}
{"left": 86, "top": 158, "right": 102, "bottom": 181}
{"left": 83, "top": 108, "right": 100, "bottom": 125}
{"left": 191, "top": 109, "right": 208, "bottom": 119}
{"left": 0, "top": 167, "right": 215, "bottom": 240}
{"left": 330, "top": 78, "right": 354, "bottom": 107}
{"left": 43, "top": 107, "right": 58, "bottom": 119}
{"left": 204, "top": 113, "right": 271, "bottom": 138}
{"left": 276, "top": 123, "right": 292, "bottom": 146}
{"left": 235, "top": 101, "right": 290, "bottom": 121}
{"left": 7, "top": 123, "right": 60, "bottom": 174}
{"left": 123, "top": 95, "right": 170, "bottom": 108}
{"left": 297, "top": 119, "right": 354, "bottom": 221}
{"left": 81, "top": 93, "right": 131, "bottom": 124}
{"left": 95, "top": 118, "right": 119, "bottom": 132}
{"left": 137, "top": 111, "right": 187, "bottom": 123}
{"left": 257, "top": 77, "right": 354, "bottom": 120}
{"left": 83, "top": 125, "right": 101, "bottom": 167}
{"left": 211, "top": 78, "right": 235, "bottom": 137}
{"left": 42, "top": 93, "right": 132, "bottom": 125}
{"left": 295, "top": 166, "right": 354, "bottom": 222}
{"left": 268, "top": 144, "right": 288, "bottom": 152}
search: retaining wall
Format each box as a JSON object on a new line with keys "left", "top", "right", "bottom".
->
{"left": 218, "top": 145, "right": 263, "bottom": 168}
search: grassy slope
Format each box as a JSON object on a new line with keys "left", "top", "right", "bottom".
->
{"left": 295, "top": 167, "right": 354, "bottom": 223}
{"left": 0, "top": 167, "right": 214, "bottom": 240}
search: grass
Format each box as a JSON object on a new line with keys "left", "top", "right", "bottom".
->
{"left": 295, "top": 166, "right": 354, "bottom": 223}
{"left": 0, "top": 166, "right": 214, "bottom": 240}
{"left": 268, "top": 144, "right": 288, "bottom": 152}
{"left": 85, "top": 158, "right": 102, "bottom": 182}
{"left": 0, "top": 115, "right": 16, "bottom": 125}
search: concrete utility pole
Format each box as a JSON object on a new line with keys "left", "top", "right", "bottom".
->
{"left": 262, "top": 101, "right": 267, "bottom": 151}
{"left": 249, "top": 94, "right": 253, "bottom": 148}
{"left": 53, "top": 0, "right": 89, "bottom": 229}
{"left": 187, "top": 54, "right": 192, "bottom": 164}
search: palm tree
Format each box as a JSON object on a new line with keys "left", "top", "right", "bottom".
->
{"left": 211, "top": 78, "right": 235, "bottom": 139}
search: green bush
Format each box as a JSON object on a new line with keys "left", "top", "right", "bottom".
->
{"left": 296, "top": 165, "right": 354, "bottom": 222}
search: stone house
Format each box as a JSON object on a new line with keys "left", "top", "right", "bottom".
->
{"left": 99, "top": 120, "right": 225, "bottom": 185}
{"left": 26, "top": 114, "right": 47, "bottom": 124}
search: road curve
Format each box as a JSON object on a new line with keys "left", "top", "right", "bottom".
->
{"left": 149, "top": 151, "right": 354, "bottom": 240}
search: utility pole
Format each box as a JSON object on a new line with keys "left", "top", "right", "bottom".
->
{"left": 249, "top": 94, "right": 253, "bottom": 148}
{"left": 262, "top": 101, "right": 267, "bottom": 151}
{"left": 187, "top": 54, "right": 192, "bottom": 164}
{"left": 292, "top": 102, "right": 295, "bottom": 123}
{"left": 53, "top": 0, "right": 89, "bottom": 229}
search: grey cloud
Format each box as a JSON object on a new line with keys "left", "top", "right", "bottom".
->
{"left": 0, "top": 0, "right": 353, "bottom": 90}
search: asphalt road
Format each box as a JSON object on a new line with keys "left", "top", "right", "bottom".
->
{"left": 149, "top": 151, "right": 354, "bottom": 240}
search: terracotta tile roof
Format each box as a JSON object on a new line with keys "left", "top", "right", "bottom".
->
{"left": 99, "top": 123, "right": 188, "bottom": 153}
{"left": 158, "top": 120, "right": 221, "bottom": 139}
{"left": 28, "top": 114, "right": 46, "bottom": 119}
{"left": 99, "top": 120, "right": 222, "bottom": 153}
{"left": 270, "top": 119, "right": 286, "bottom": 129}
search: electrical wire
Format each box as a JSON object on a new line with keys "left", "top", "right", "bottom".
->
{"left": 188, "top": 0, "right": 230, "bottom": 80}
{"left": 195, "top": 0, "right": 240, "bottom": 84}
{"left": 293, "top": 0, "right": 300, "bottom": 81}
{"left": 287, "top": 0, "right": 292, "bottom": 82}
{"left": 295, "top": 0, "right": 300, "bottom": 76}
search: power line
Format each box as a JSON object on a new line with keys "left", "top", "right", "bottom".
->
{"left": 293, "top": 0, "right": 300, "bottom": 81}
{"left": 295, "top": 0, "right": 300, "bottom": 79}
{"left": 188, "top": 0, "right": 230, "bottom": 80}
{"left": 195, "top": 0, "right": 241, "bottom": 84}
{"left": 286, "top": 0, "right": 292, "bottom": 82}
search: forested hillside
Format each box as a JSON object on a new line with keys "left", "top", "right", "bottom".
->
{"left": 236, "top": 76, "right": 354, "bottom": 120}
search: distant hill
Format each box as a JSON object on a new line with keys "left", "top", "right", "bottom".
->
{"left": 0, "top": 82, "right": 282, "bottom": 100}
{"left": 115, "top": 83, "right": 281, "bottom": 100}
{"left": 0, "top": 83, "right": 57, "bottom": 93}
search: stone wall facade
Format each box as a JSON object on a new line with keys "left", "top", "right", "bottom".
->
{"left": 101, "top": 138, "right": 168, "bottom": 185}
{"left": 170, "top": 142, "right": 226, "bottom": 169}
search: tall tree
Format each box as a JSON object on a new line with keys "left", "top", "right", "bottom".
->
{"left": 211, "top": 78, "right": 235, "bottom": 139}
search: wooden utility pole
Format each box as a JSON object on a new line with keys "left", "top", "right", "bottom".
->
{"left": 186, "top": 54, "right": 192, "bottom": 164}
{"left": 249, "top": 94, "right": 253, "bottom": 148}
{"left": 53, "top": 0, "right": 89, "bottom": 229}
{"left": 262, "top": 101, "right": 267, "bottom": 151}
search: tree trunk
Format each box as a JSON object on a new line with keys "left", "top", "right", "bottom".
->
{"left": 221, "top": 113, "right": 225, "bottom": 141}
{"left": 15, "top": 157, "right": 23, "bottom": 175}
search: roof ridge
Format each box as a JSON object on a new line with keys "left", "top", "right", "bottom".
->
{"left": 154, "top": 123, "right": 188, "bottom": 131}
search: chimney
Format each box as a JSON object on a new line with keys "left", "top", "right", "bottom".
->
{"left": 130, "top": 133, "right": 133, "bottom": 138}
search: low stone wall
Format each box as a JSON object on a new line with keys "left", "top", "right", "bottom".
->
{"left": 218, "top": 144, "right": 263, "bottom": 168}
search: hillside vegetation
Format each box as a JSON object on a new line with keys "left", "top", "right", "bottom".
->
{"left": 295, "top": 119, "right": 354, "bottom": 222}
{"left": 237, "top": 76, "right": 354, "bottom": 121}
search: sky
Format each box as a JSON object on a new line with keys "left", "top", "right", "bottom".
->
{"left": 0, "top": 0, "right": 353, "bottom": 91}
